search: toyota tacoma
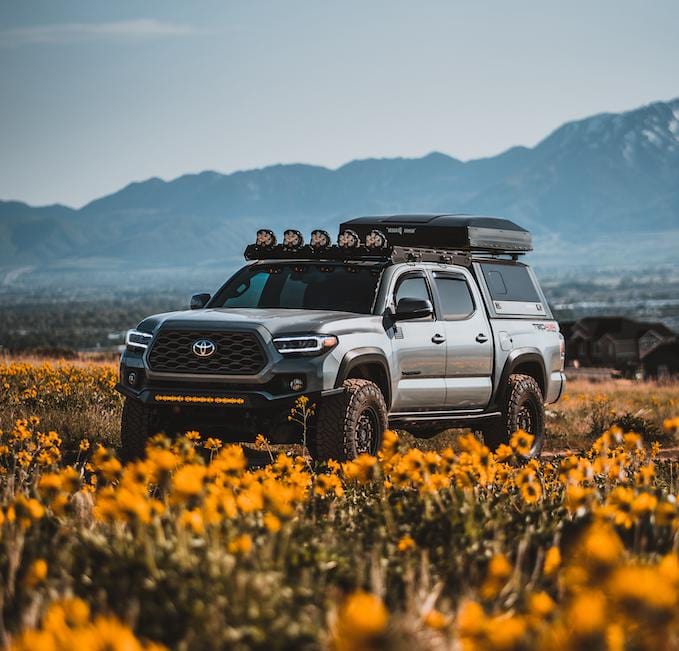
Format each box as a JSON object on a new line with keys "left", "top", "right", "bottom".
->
{"left": 117, "top": 214, "right": 566, "bottom": 460}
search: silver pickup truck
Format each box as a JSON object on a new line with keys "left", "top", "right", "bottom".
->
{"left": 117, "top": 214, "right": 565, "bottom": 461}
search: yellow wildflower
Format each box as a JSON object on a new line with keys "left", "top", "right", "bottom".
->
{"left": 510, "top": 429, "right": 534, "bottom": 457}
{"left": 397, "top": 535, "right": 415, "bottom": 552}
{"left": 332, "top": 590, "right": 388, "bottom": 651}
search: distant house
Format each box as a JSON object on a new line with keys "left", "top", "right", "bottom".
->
{"left": 562, "top": 316, "right": 674, "bottom": 372}
{"left": 641, "top": 339, "right": 679, "bottom": 380}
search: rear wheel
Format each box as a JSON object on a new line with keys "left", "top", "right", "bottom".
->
{"left": 120, "top": 398, "right": 157, "bottom": 462}
{"left": 481, "top": 373, "right": 545, "bottom": 457}
{"left": 312, "top": 379, "right": 388, "bottom": 461}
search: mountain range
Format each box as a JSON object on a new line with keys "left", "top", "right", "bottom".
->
{"left": 1, "top": 97, "right": 678, "bottom": 274}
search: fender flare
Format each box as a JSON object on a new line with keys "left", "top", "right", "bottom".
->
{"left": 491, "top": 348, "right": 547, "bottom": 411}
{"left": 334, "top": 347, "right": 392, "bottom": 408}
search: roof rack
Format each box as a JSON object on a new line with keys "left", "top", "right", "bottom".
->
{"left": 244, "top": 214, "right": 532, "bottom": 263}
{"left": 244, "top": 244, "right": 518, "bottom": 267}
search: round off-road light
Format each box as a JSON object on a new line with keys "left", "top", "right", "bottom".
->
{"left": 338, "top": 228, "right": 360, "bottom": 249}
{"left": 310, "top": 229, "right": 331, "bottom": 251}
{"left": 365, "top": 229, "right": 388, "bottom": 250}
{"left": 289, "top": 377, "right": 305, "bottom": 391}
{"left": 255, "top": 229, "right": 276, "bottom": 249}
{"left": 283, "top": 229, "right": 304, "bottom": 250}
{"left": 127, "top": 371, "right": 138, "bottom": 386}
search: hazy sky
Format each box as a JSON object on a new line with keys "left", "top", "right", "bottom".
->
{"left": 1, "top": 0, "right": 678, "bottom": 207}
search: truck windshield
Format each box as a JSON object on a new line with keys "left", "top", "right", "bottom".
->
{"left": 210, "top": 263, "right": 382, "bottom": 313}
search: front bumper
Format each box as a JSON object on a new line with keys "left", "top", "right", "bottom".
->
{"left": 115, "top": 381, "right": 334, "bottom": 409}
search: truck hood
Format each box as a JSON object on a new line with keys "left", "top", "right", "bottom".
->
{"left": 138, "top": 307, "right": 382, "bottom": 337}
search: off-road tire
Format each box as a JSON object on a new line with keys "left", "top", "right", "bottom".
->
{"left": 120, "top": 398, "right": 156, "bottom": 462}
{"left": 312, "top": 379, "right": 388, "bottom": 461}
{"left": 481, "top": 373, "right": 545, "bottom": 457}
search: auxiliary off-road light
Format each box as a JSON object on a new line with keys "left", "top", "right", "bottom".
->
{"left": 255, "top": 229, "right": 277, "bottom": 249}
{"left": 338, "top": 228, "right": 360, "bottom": 249}
{"left": 289, "top": 377, "right": 305, "bottom": 391}
{"left": 126, "top": 329, "right": 153, "bottom": 351}
{"left": 283, "top": 229, "right": 304, "bottom": 250}
{"left": 309, "top": 229, "right": 331, "bottom": 251}
{"left": 273, "top": 334, "right": 338, "bottom": 355}
{"left": 365, "top": 229, "right": 388, "bottom": 250}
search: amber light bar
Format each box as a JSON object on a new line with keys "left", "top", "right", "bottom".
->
{"left": 154, "top": 394, "right": 246, "bottom": 405}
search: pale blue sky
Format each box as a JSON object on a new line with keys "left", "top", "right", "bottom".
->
{"left": 1, "top": 0, "right": 678, "bottom": 207}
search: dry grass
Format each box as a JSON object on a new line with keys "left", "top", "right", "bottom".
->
{"left": 545, "top": 378, "right": 678, "bottom": 451}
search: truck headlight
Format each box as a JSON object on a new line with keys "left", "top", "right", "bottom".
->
{"left": 126, "top": 329, "right": 153, "bottom": 351}
{"left": 274, "top": 335, "right": 338, "bottom": 355}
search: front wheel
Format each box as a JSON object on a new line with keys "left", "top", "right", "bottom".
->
{"left": 312, "top": 379, "right": 388, "bottom": 461}
{"left": 120, "top": 398, "right": 157, "bottom": 462}
{"left": 481, "top": 373, "right": 545, "bottom": 457}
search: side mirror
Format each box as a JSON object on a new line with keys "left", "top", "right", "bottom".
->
{"left": 394, "top": 297, "right": 433, "bottom": 321}
{"left": 190, "top": 293, "right": 211, "bottom": 310}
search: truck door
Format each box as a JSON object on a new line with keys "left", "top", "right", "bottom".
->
{"left": 431, "top": 271, "right": 493, "bottom": 409}
{"left": 388, "top": 271, "right": 447, "bottom": 411}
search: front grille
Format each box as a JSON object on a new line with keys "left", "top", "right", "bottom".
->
{"left": 148, "top": 330, "right": 267, "bottom": 375}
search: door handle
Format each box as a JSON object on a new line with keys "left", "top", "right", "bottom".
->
{"left": 475, "top": 333, "right": 488, "bottom": 343}
{"left": 431, "top": 333, "right": 446, "bottom": 344}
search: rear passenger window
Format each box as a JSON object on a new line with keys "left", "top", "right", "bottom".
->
{"left": 434, "top": 276, "right": 475, "bottom": 320}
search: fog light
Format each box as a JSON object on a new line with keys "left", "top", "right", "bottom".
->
{"left": 289, "top": 377, "right": 305, "bottom": 392}
{"left": 127, "top": 371, "right": 138, "bottom": 386}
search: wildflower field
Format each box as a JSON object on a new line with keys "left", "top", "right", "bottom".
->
{"left": 2, "top": 360, "right": 679, "bottom": 650}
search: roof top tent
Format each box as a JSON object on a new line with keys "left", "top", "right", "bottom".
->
{"left": 340, "top": 214, "right": 532, "bottom": 254}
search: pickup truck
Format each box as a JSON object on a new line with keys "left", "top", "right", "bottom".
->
{"left": 117, "top": 214, "right": 565, "bottom": 460}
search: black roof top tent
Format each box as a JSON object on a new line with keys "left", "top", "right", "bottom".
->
{"left": 340, "top": 213, "right": 532, "bottom": 253}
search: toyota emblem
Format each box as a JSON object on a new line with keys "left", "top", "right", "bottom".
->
{"left": 192, "top": 339, "right": 216, "bottom": 358}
